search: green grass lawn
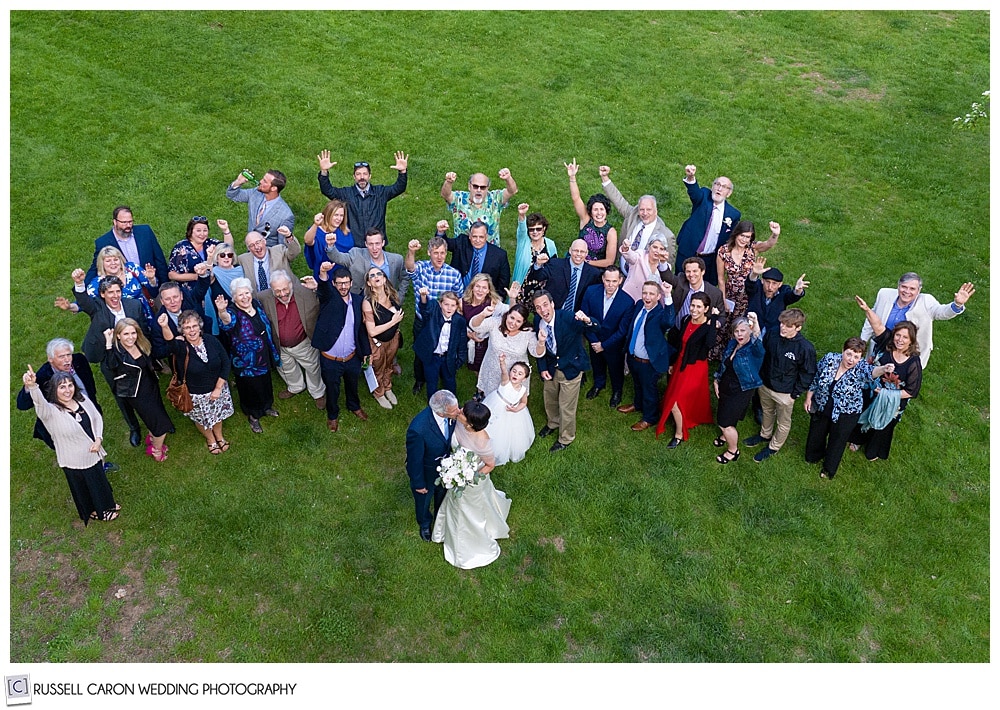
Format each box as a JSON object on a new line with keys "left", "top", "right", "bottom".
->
{"left": 8, "top": 8, "right": 989, "bottom": 673}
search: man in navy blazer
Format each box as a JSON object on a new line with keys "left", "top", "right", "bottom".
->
{"left": 605, "top": 281, "right": 675, "bottom": 431}
{"left": 530, "top": 239, "right": 601, "bottom": 313}
{"left": 405, "top": 389, "right": 461, "bottom": 541}
{"left": 87, "top": 206, "right": 169, "bottom": 284}
{"left": 532, "top": 289, "right": 597, "bottom": 452}
{"left": 311, "top": 264, "right": 371, "bottom": 432}
{"left": 580, "top": 265, "right": 633, "bottom": 408}
{"left": 674, "top": 164, "right": 740, "bottom": 285}
{"left": 413, "top": 288, "right": 468, "bottom": 400}
{"left": 437, "top": 219, "right": 511, "bottom": 295}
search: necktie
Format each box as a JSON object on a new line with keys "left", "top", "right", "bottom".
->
{"left": 467, "top": 249, "right": 483, "bottom": 289}
{"left": 631, "top": 224, "right": 644, "bottom": 250}
{"left": 545, "top": 320, "right": 556, "bottom": 354}
{"left": 629, "top": 308, "right": 648, "bottom": 355}
{"left": 563, "top": 266, "right": 580, "bottom": 311}
{"left": 256, "top": 201, "right": 266, "bottom": 225}
{"left": 257, "top": 260, "right": 268, "bottom": 291}
{"left": 697, "top": 205, "right": 718, "bottom": 254}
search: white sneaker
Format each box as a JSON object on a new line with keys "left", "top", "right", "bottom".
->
{"left": 375, "top": 394, "right": 393, "bottom": 409}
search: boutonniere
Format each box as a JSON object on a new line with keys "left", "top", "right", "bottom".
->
{"left": 723, "top": 217, "right": 732, "bottom": 227}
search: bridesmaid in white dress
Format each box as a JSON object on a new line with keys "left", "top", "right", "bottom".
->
{"left": 468, "top": 287, "right": 542, "bottom": 397}
{"left": 432, "top": 401, "right": 511, "bottom": 569}
{"left": 483, "top": 353, "right": 535, "bottom": 465}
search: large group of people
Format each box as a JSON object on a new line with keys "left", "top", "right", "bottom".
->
{"left": 17, "top": 152, "right": 977, "bottom": 572}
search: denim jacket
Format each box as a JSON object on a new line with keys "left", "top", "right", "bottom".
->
{"left": 714, "top": 335, "right": 764, "bottom": 391}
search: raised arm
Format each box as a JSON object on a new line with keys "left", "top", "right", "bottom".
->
{"left": 855, "top": 295, "right": 886, "bottom": 338}
{"left": 755, "top": 221, "right": 780, "bottom": 254}
{"left": 499, "top": 168, "right": 517, "bottom": 204}
{"left": 441, "top": 171, "right": 457, "bottom": 204}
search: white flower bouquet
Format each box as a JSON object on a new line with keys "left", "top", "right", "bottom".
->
{"left": 435, "top": 446, "right": 484, "bottom": 498}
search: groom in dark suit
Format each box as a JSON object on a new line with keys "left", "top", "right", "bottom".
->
{"left": 532, "top": 289, "right": 596, "bottom": 452}
{"left": 405, "top": 389, "right": 461, "bottom": 541}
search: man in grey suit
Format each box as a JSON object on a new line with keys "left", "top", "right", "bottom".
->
{"left": 236, "top": 227, "right": 301, "bottom": 295}
{"left": 226, "top": 169, "right": 296, "bottom": 247}
{"left": 256, "top": 270, "right": 327, "bottom": 411}
{"left": 324, "top": 228, "right": 409, "bottom": 304}
{"left": 599, "top": 164, "right": 676, "bottom": 273}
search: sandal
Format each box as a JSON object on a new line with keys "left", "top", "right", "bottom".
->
{"left": 102, "top": 509, "right": 120, "bottom": 522}
{"left": 89, "top": 511, "right": 99, "bottom": 521}
{"left": 218, "top": 439, "right": 230, "bottom": 452}
{"left": 713, "top": 436, "right": 727, "bottom": 448}
{"left": 150, "top": 446, "right": 168, "bottom": 462}
{"left": 208, "top": 442, "right": 222, "bottom": 455}
{"left": 716, "top": 450, "right": 741, "bottom": 464}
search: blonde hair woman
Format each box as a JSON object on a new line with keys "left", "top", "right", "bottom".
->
{"left": 461, "top": 273, "right": 502, "bottom": 381}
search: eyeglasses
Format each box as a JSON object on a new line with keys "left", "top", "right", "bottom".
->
{"left": 354, "top": 162, "right": 370, "bottom": 169}
{"left": 191, "top": 216, "right": 208, "bottom": 223}
{"left": 470, "top": 183, "right": 488, "bottom": 190}
{"left": 114, "top": 218, "right": 134, "bottom": 225}
{"left": 712, "top": 181, "right": 733, "bottom": 190}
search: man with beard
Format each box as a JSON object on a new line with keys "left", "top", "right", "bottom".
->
{"left": 441, "top": 169, "right": 518, "bottom": 247}
{"left": 317, "top": 150, "right": 409, "bottom": 246}
{"left": 87, "top": 205, "right": 168, "bottom": 284}
{"left": 226, "top": 168, "right": 296, "bottom": 247}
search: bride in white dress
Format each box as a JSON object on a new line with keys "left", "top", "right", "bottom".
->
{"left": 483, "top": 353, "right": 535, "bottom": 465}
{"left": 432, "top": 400, "right": 511, "bottom": 569}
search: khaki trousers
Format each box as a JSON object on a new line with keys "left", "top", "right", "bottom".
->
{"left": 543, "top": 369, "right": 583, "bottom": 445}
{"left": 277, "top": 339, "right": 326, "bottom": 400}
{"left": 758, "top": 384, "right": 794, "bottom": 450}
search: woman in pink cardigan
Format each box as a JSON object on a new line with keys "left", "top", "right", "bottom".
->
{"left": 618, "top": 235, "right": 672, "bottom": 304}
{"left": 22, "top": 365, "right": 119, "bottom": 524}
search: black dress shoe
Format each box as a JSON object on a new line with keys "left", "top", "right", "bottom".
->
{"left": 419, "top": 527, "right": 432, "bottom": 542}
{"left": 412, "top": 381, "right": 425, "bottom": 395}
{"left": 129, "top": 429, "right": 141, "bottom": 447}
{"left": 550, "top": 441, "right": 570, "bottom": 452}
{"left": 667, "top": 437, "right": 683, "bottom": 449}
{"left": 609, "top": 391, "right": 622, "bottom": 408}
{"left": 586, "top": 385, "right": 603, "bottom": 400}
{"left": 538, "top": 425, "right": 555, "bottom": 438}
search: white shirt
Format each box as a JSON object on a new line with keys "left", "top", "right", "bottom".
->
{"left": 701, "top": 203, "right": 724, "bottom": 254}
{"left": 434, "top": 318, "right": 453, "bottom": 354}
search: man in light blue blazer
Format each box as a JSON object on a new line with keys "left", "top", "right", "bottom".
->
{"left": 226, "top": 169, "right": 295, "bottom": 247}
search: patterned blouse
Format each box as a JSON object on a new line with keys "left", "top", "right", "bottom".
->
{"left": 219, "top": 304, "right": 281, "bottom": 377}
{"left": 87, "top": 261, "right": 158, "bottom": 330}
{"left": 809, "top": 352, "right": 876, "bottom": 422}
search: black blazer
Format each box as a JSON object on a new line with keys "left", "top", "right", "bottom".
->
{"left": 413, "top": 298, "right": 468, "bottom": 373}
{"left": 668, "top": 314, "right": 723, "bottom": 372}
{"left": 75, "top": 288, "right": 149, "bottom": 365}
{"left": 311, "top": 276, "right": 372, "bottom": 358}
{"left": 533, "top": 310, "right": 595, "bottom": 381}
{"left": 151, "top": 275, "right": 211, "bottom": 359}
{"left": 580, "top": 283, "right": 634, "bottom": 345}
{"left": 444, "top": 232, "right": 511, "bottom": 295}
{"left": 532, "top": 258, "right": 601, "bottom": 313}
{"left": 16, "top": 355, "right": 100, "bottom": 448}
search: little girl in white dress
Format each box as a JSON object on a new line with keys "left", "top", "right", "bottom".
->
{"left": 483, "top": 353, "right": 535, "bottom": 465}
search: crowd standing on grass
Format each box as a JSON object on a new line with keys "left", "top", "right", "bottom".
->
{"left": 17, "top": 156, "right": 976, "bottom": 566}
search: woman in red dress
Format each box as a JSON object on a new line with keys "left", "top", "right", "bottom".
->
{"left": 656, "top": 293, "right": 723, "bottom": 447}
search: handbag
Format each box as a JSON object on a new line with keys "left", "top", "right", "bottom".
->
{"left": 165, "top": 349, "right": 194, "bottom": 413}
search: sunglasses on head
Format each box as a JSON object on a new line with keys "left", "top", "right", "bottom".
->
{"left": 354, "top": 162, "right": 370, "bottom": 169}
{"left": 191, "top": 216, "right": 208, "bottom": 223}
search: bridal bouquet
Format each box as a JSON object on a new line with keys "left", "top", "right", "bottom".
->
{"left": 435, "top": 446, "right": 484, "bottom": 498}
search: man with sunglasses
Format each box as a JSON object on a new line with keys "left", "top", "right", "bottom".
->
{"left": 441, "top": 169, "right": 518, "bottom": 247}
{"left": 317, "top": 150, "right": 409, "bottom": 247}
{"left": 87, "top": 205, "right": 169, "bottom": 285}
{"left": 226, "top": 169, "right": 296, "bottom": 247}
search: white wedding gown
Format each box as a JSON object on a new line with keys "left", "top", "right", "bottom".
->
{"left": 431, "top": 426, "right": 511, "bottom": 569}
{"left": 483, "top": 381, "right": 535, "bottom": 465}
